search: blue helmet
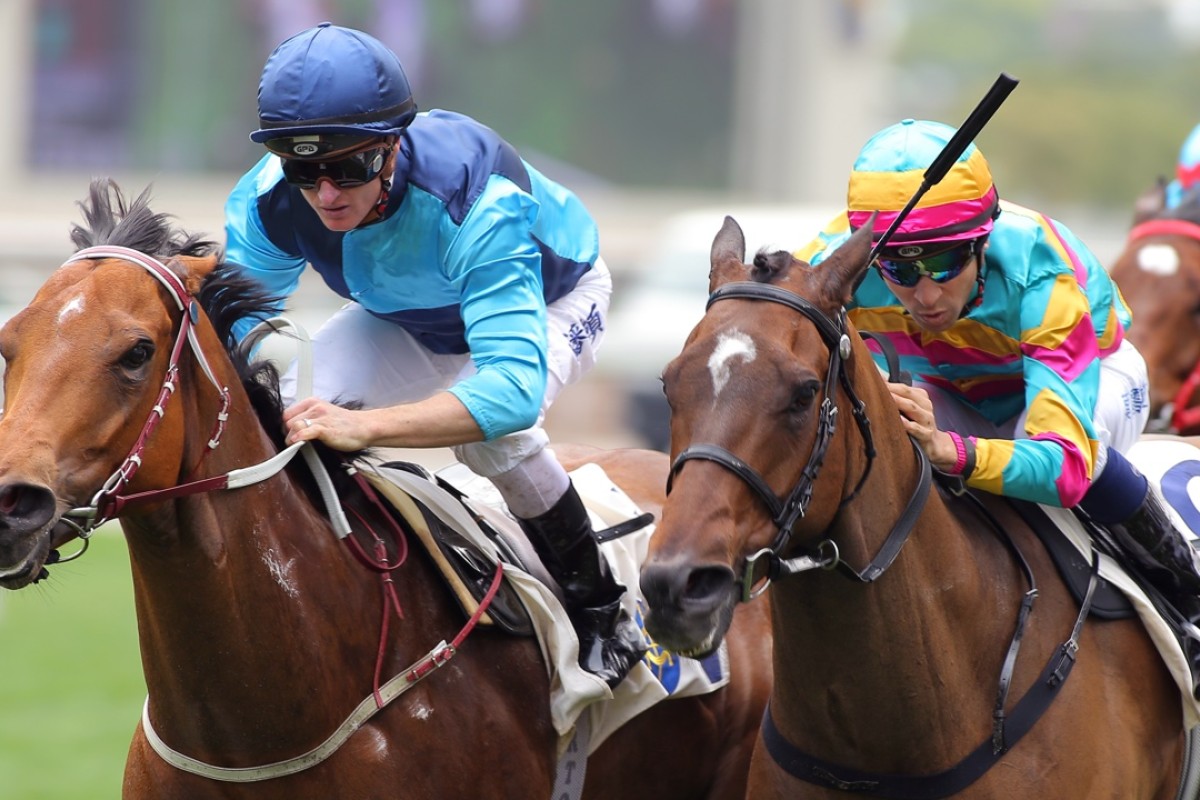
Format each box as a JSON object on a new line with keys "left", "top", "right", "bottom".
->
{"left": 1178, "top": 122, "right": 1200, "bottom": 191}
{"left": 250, "top": 22, "right": 417, "bottom": 144}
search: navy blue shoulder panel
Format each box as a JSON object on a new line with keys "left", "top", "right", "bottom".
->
{"left": 398, "top": 110, "right": 532, "bottom": 225}
{"left": 258, "top": 180, "right": 353, "bottom": 297}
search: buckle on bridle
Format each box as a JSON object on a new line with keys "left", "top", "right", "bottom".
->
{"left": 739, "top": 540, "right": 840, "bottom": 602}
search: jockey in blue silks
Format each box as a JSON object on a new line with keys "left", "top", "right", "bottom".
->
{"left": 222, "top": 22, "right": 644, "bottom": 688}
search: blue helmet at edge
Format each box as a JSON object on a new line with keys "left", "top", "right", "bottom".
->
{"left": 250, "top": 22, "right": 418, "bottom": 143}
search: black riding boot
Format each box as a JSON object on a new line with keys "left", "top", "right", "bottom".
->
{"left": 518, "top": 483, "right": 646, "bottom": 688}
{"left": 1107, "top": 489, "right": 1200, "bottom": 694}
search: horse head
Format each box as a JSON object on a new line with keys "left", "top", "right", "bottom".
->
{"left": 1111, "top": 186, "right": 1200, "bottom": 434}
{"left": 639, "top": 215, "right": 877, "bottom": 655}
{"left": 0, "top": 180, "right": 264, "bottom": 589}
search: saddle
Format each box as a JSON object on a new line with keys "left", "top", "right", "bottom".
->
{"left": 359, "top": 459, "right": 541, "bottom": 636}
{"left": 1003, "top": 496, "right": 1135, "bottom": 619}
{"left": 351, "top": 455, "right": 732, "bottom": 756}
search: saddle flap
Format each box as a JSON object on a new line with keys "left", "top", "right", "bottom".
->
{"left": 1003, "top": 496, "right": 1134, "bottom": 620}
{"left": 358, "top": 461, "right": 535, "bottom": 636}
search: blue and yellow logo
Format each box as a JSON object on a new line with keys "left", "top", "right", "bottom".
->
{"left": 634, "top": 600, "right": 724, "bottom": 693}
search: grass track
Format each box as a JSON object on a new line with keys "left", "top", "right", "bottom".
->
{"left": 0, "top": 528, "right": 144, "bottom": 799}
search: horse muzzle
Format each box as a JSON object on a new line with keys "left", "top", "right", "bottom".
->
{"left": 0, "top": 480, "right": 63, "bottom": 589}
{"left": 639, "top": 560, "right": 738, "bottom": 657}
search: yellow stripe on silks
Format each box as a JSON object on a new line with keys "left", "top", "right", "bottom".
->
{"left": 848, "top": 149, "right": 993, "bottom": 213}
{"left": 1097, "top": 306, "right": 1122, "bottom": 351}
{"left": 848, "top": 306, "right": 1021, "bottom": 360}
{"left": 794, "top": 213, "right": 850, "bottom": 263}
{"left": 1024, "top": 273, "right": 1089, "bottom": 341}
{"left": 969, "top": 436, "right": 1014, "bottom": 495}
{"left": 1102, "top": 283, "right": 1132, "bottom": 350}
{"left": 1024, "top": 387, "right": 1098, "bottom": 480}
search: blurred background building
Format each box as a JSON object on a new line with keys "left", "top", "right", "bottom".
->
{"left": 0, "top": 0, "right": 1198, "bottom": 449}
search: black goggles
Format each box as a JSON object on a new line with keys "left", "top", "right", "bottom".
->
{"left": 279, "top": 146, "right": 390, "bottom": 189}
{"left": 876, "top": 239, "right": 980, "bottom": 288}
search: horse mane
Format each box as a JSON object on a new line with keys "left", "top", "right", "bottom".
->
{"left": 69, "top": 178, "right": 217, "bottom": 259}
{"left": 69, "top": 179, "right": 282, "bottom": 426}
{"left": 750, "top": 249, "right": 794, "bottom": 283}
{"left": 69, "top": 178, "right": 362, "bottom": 501}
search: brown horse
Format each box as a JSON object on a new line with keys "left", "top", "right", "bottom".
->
{"left": 0, "top": 180, "right": 771, "bottom": 799}
{"left": 1109, "top": 183, "right": 1200, "bottom": 434}
{"left": 638, "top": 215, "right": 1189, "bottom": 798}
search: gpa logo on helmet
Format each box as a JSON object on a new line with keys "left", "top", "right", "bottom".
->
{"left": 897, "top": 245, "right": 925, "bottom": 257}
{"left": 292, "top": 143, "right": 320, "bottom": 156}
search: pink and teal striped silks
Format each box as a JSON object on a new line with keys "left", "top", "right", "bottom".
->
{"left": 798, "top": 200, "right": 1131, "bottom": 509}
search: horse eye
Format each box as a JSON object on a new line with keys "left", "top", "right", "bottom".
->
{"left": 786, "top": 379, "right": 821, "bottom": 414}
{"left": 119, "top": 341, "right": 155, "bottom": 371}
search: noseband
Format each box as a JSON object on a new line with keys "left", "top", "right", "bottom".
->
{"left": 667, "top": 280, "right": 931, "bottom": 598}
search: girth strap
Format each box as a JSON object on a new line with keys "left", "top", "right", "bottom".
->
{"left": 761, "top": 549, "right": 1101, "bottom": 798}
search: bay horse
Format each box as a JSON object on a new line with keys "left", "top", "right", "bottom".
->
{"left": 0, "top": 180, "right": 771, "bottom": 799}
{"left": 638, "top": 215, "right": 1190, "bottom": 798}
{"left": 1109, "top": 183, "right": 1200, "bottom": 434}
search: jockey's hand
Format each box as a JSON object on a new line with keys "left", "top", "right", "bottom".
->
{"left": 886, "top": 382, "right": 960, "bottom": 472}
{"left": 283, "top": 397, "right": 373, "bottom": 451}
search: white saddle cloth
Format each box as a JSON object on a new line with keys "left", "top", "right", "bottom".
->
{"left": 1045, "top": 437, "right": 1200, "bottom": 729}
{"left": 359, "top": 454, "right": 730, "bottom": 758}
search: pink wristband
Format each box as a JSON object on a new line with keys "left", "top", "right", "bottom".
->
{"left": 948, "top": 432, "right": 968, "bottom": 474}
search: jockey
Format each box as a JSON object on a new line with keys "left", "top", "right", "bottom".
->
{"left": 799, "top": 119, "right": 1200, "bottom": 661}
{"left": 1167, "top": 122, "right": 1200, "bottom": 209}
{"left": 222, "top": 22, "right": 645, "bottom": 687}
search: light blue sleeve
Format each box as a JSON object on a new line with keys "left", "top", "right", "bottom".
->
{"left": 443, "top": 175, "right": 548, "bottom": 440}
{"left": 223, "top": 155, "right": 309, "bottom": 341}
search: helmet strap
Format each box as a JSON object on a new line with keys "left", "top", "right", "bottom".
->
{"left": 357, "top": 142, "right": 398, "bottom": 228}
{"left": 374, "top": 177, "right": 391, "bottom": 217}
{"left": 959, "top": 254, "right": 986, "bottom": 318}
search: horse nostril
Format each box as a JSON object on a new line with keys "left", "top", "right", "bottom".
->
{"left": 0, "top": 482, "right": 57, "bottom": 531}
{"left": 0, "top": 486, "right": 19, "bottom": 515}
{"left": 641, "top": 563, "right": 735, "bottom": 610}
{"left": 683, "top": 565, "right": 736, "bottom": 605}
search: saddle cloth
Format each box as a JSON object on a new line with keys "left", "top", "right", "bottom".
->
{"left": 356, "top": 453, "right": 730, "bottom": 757}
{"left": 1040, "top": 437, "right": 1200, "bottom": 729}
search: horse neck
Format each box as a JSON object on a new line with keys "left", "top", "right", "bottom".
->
{"left": 767, "top": 352, "right": 1018, "bottom": 754}
{"left": 121, "top": 344, "right": 456, "bottom": 756}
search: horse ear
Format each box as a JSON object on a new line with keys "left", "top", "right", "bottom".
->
{"left": 170, "top": 255, "right": 220, "bottom": 296}
{"left": 709, "top": 216, "right": 747, "bottom": 292}
{"left": 816, "top": 214, "right": 875, "bottom": 307}
{"left": 1132, "top": 178, "right": 1168, "bottom": 225}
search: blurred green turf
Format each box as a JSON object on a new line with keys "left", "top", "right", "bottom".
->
{"left": 0, "top": 528, "right": 144, "bottom": 800}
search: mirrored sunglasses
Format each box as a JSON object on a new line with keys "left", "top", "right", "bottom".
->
{"left": 280, "top": 146, "right": 390, "bottom": 189}
{"left": 876, "top": 240, "right": 979, "bottom": 288}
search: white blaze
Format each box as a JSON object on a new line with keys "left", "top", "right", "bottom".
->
{"left": 1136, "top": 243, "right": 1180, "bottom": 276}
{"left": 707, "top": 329, "right": 756, "bottom": 397}
{"left": 56, "top": 294, "right": 86, "bottom": 324}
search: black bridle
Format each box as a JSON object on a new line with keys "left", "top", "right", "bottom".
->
{"left": 666, "top": 280, "right": 932, "bottom": 598}
{"left": 668, "top": 281, "right": 1097, "bottom": 798}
